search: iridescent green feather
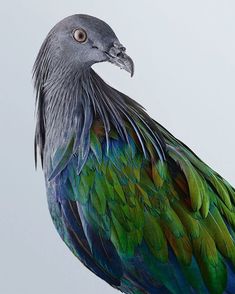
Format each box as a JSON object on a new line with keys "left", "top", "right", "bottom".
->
{"left": 56, "top": 122, "right": 235, "bottom": 294}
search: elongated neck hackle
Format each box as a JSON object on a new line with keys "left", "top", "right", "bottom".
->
{"left": 34, "top": 64, "right": 166, "bottom": 171}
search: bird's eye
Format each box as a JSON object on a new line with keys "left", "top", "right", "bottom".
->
{"left": 73, "top": 29, "right": 87, "bottom": 43}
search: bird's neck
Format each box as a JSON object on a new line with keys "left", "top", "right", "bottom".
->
{"left": 35, "top": 67, "right": 166, "bottom": 171}
{"left": 40, "top": 68, "right": 130, "bottom": 162}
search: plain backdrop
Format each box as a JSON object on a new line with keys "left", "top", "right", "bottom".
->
{"left": 1, "top": 1, "right": 235, "bottom": 293}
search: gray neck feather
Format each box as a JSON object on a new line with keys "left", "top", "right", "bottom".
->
{"left": 34, "top": 49, "right": 166, "bottom": 173}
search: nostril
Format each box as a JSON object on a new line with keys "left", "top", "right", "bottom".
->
{"left": 113, "top": 41, "right": 126, "bottom": 52}
{"left": 92, "top": 45, "right": 99, "bottom": 49}
{"left": 108, "top": 43, "right": 126, "bottom": 58}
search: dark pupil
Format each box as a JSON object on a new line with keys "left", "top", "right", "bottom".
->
{"left": 78, "top": 32, "right": 84, "bottom": 40}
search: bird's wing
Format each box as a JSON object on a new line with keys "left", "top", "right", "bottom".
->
{"left": 49, "top": 120, "right": 235, "bottom": 294}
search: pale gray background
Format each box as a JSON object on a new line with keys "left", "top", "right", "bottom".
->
{"left": 1, "top": 0, "right": 235, "bottom": 293}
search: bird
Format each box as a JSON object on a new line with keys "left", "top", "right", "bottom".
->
{"left": 33, "top": 14, "right": 235, "bottom": 294}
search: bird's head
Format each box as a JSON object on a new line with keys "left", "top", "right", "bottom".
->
{"left": 35, "top": 14, "right": 134, "bottom": 81}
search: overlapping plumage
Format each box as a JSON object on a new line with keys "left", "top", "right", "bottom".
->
{"left": 34, "top": 14, "right": 235, "bottom": 294}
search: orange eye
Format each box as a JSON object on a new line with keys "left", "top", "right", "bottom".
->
{"left": 73, "top": 29, "right": 87, "bottom": 43}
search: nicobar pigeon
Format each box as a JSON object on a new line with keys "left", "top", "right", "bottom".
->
{"left": 33, "top": 15, "right": 235, "bottom": 294}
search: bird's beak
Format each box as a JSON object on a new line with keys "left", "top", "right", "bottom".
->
{"left": 105, "top": 42, "right": 134, "bottom": 77}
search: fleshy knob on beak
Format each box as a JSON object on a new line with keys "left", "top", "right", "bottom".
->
{"left": 106, "top": 41, "right": 134, "bottom": 77}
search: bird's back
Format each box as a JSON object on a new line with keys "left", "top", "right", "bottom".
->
{"left": 46, "top": 113, "right": 235, "bottom": 294}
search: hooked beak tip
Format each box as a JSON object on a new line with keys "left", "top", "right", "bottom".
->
{"left": 105, "top": 43, "right": 134, "bottom": 77}
{"left": 129, "top": 61, "right": 134, "bottom": 77}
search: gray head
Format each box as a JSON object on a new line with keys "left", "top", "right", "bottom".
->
{"left": 34, "top": 14, "right": 134, "bottom": 82}
{"left": 33, "top": 14, "right": 165, "bottom": 169}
